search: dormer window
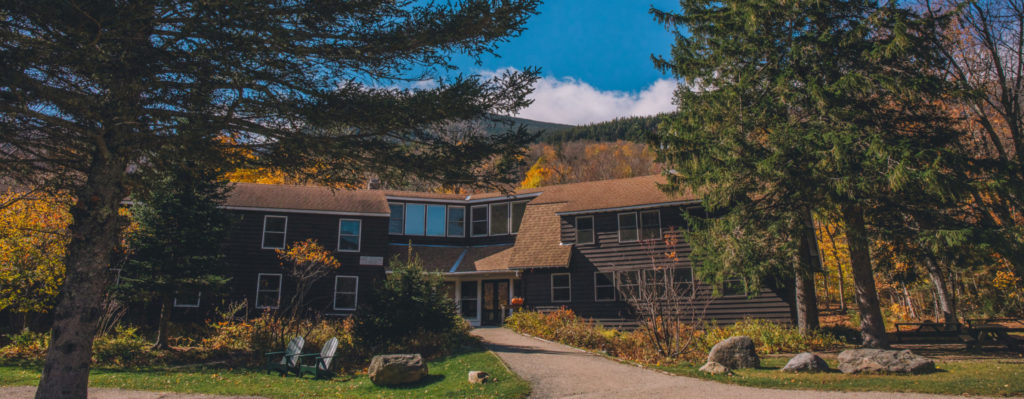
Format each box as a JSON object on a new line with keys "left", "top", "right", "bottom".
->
{"left": 575, "top": 216, "right": 594, "bottom": 244}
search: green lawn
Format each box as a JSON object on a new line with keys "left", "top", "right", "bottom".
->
{"left": 656, "top": 356, "right": 1024, "bottom": 397}
{"left": 0, "top": 348, "right": 529, "bottom": 399}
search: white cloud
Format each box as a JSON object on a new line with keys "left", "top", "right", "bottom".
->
{"left": 512, "top": 74, "right": 678, "bottom": 125}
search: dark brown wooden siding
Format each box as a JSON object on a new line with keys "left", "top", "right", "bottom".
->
{"left": 521, "top": 204, "right": 794, "bottom": 326}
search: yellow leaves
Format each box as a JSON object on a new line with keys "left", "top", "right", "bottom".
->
{"left": 276, "top": 238, "right": 341, "bottom": 270}
{"left": 519, "top": 157, "right": 555, "bottom": 189}
{"left": 0, "top": 190, "right": 71, "bottom": 314}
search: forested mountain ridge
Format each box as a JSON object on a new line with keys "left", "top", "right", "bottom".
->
{"left": 538, "top": 115, "right": 664, "bottom": 143}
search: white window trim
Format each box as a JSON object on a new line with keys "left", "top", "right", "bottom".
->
{"left": 576, "top": 215, "right": 595, "bottom": 245}
{"left": 173, "top": 291, "right": 201, "bottom": 308}
{"left": 337, "top": 218, "right": 362, "bottom": 253}
{"left": 447, "top": 205, "right": 466, "bottom": 237}
{"left": 617, "top": 212, "right": 639, "bottom": 243}
{"left": 332, "top": 275, "right": 359, "bottom": 311}
{"left": 470, "top": 204, "right": 488, "bottom": 237}
{"left": 388, "top": 202, "right": 405, "bottom": 235}
{"left": 594, "top": 272, "right": 616, "bottom": 302}
{"left": 403, "top": 203, "right": 427, "bottom": 236}
{"left": 425, "top": 204, "right": 447, "bottom": 237}
{"left": 255, "top": 273, "right": 282, "bottom": 309}
{"left": 640, "top": 210, "right": 663, "bottom": 240}
{"left": 489, "top": 202, "right": 510, "bottom": 236}
{"left": 510, "top": 200, "right": 529, "bottom": 235}
{"left": 261, "top": 215, "right": 288, "bottom": 250}
{"left": 551, "top": 272, "right": 571, "bottom": 303}
{"left": 616, "top": 269, "right": 641, "bottom": 299}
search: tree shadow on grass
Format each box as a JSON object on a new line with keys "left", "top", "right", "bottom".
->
{"left": 377, "top": 374, "right": 446, "bottom": 390}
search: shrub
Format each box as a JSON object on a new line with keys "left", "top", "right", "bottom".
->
{"left": 202, "top": 314, "right": 357, "bottom": 365}
{"left": 352, "top": 254, "right": 466, "bottom": 357}
{"left": 0, "top": 329, "right": 48, "bottom": 360}
{"left": 698, "top": 319, "right": 846, "bottom": 355}
{"left": 92, "top": 325, "right": 148, "bottom": 366}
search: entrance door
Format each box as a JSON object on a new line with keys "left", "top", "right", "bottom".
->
{"left": 481, "top": 280, "right": 510, "bottom": 326}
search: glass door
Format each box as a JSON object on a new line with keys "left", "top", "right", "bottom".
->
{"left": 481, "top": 280, "right": 510, "bottom": 325}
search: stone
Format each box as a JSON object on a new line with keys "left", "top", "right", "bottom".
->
{"left": 837, "top": 349, "right": 935, "bottom": 374}
{"left": 468, "top": 370, "right": 489, "bottom": 384}
{"left": 781, "top": 352, "right": 829, "bottom": 373}
{"left": 707, "top": 336, "right": 760, "bottom": 369}
{"left": 368, "top": 354, "right": 428, "bottom": 385}
{"left": 699, "top": 361, "right": 732, "bottom": 375}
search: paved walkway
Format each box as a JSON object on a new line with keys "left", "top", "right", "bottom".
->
{"left": 0, "top": 386, "right": 262, "bottom": 399}
{"left": 473, "top": 327, "right": 1000, "bottom": 399}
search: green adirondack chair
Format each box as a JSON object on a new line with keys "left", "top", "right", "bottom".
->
{"left": 264, "top": 336, "right": 305, "bottom": 376}
{"left": 298, "top": 337, "right": 339, "bottom": 380}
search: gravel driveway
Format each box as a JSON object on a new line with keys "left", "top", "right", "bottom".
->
{"left": 473, "top": 327, "right": 1001, "bottom": 399}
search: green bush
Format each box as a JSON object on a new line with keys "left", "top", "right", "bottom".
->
{"left": 698, "top": 319, "right": 846, "bottom": 354}
{"left": 0, "top": 328, "right": 48, "bottom": 360}
{"left": 352, "top": 255, "right": 467, "bottom": 357}
{"left": 92, "top": 325, "right": 148, "bottom": 366}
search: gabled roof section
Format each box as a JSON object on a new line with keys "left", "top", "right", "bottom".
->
{"left": 226, "top": 183, "right": 389, "bottom": 215}
{"left": 508, "top": 202, "right": 572, "bottom": 269}
{"left": 388, "top": 243, "right": 516, "bottom": 274}
{"left": 529, "top": 175, "right": 697, "bottom": 214}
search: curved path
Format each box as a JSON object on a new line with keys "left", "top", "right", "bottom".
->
{"left": 473, "top": 327, "right": 998, "bottom": 399}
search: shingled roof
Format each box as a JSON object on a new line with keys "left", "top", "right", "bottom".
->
{"left": 507, "top": 203, "right": 572, "bottom": 269}
{"left": 530, "top": 175, "right": 697, "bottom": 214}
{"left": 389, "top": 244, "right": 516, "bottom": 274}
{"left": 226, "top": 183, "right": 389, "bottom": 215}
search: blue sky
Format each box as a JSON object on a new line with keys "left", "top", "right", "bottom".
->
{"left": 451, "top": 0, "right": 682, "bottom": 125}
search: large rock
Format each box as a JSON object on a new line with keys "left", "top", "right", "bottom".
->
{"left": 468, "top": 370, "right": 489, "bottom": 384}
{"left": 368, "top": 354, "right": 428, "bottom": 385}
{"left": 699, "top": 361, "right": 732, "bottom": 375}
{"left": 707, "top": 336, "right": 760, "bottom": 369}
{"left": 781, "top": 352, "right": 829, "bottom": 373}
{"left": 837, "top": 349, "right": 935, "bottom": 374}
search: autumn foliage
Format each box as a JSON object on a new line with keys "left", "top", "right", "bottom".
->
{"left": 0, "top": 191, "right": 70, "bottom": 315}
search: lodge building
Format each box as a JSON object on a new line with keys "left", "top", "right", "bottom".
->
{"left": 177, "top": 175, "right": 795, "bottom": 327}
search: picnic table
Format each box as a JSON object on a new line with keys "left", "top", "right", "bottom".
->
{"left": 963, "top": 318, "right": 1024, "bottom": 350}
{"left": 894, "top": 321, "right": 962, "bottom": 343}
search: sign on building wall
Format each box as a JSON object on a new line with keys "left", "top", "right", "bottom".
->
{"left": 360, "top": 256, "right": 384, "bottom": 266}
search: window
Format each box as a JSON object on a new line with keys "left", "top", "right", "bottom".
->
{"left": 262, "top": 215, "right": 287, "bottom": 249}
{"left": 388, "top": 203, "right": 404, "bottom": 234}
{"left": 174, "top": 289, "right": 200, "bottom": 308}
{"left": 337, "top": 219, "right": 361, "bottom": 252}
{"left": 460, "top": 281, "right": 478, "bottom": 318}
{"left": 640, "top": 210, "right": 662, "bottom": 240}
{"left": 511, "top": 201, "right": 528, "bottom": 234}
{"left": 672, "top": 268, "right": 695, "bottom": 296}
{"left": 618, "top": 213, "right": 638, "bottom": 242}
{"left": 447, "top": 206, "right": 465, "bottom": 237}
{"left": 644, "top": 269, "right": 668, "bottom": 299}
{"left": 594, "top": 272, "right": 615, "bottom": 301}
{"left": 471, "top": 205, "right": 488, "bottom": 237}
{"left": 256, "top": 273, "right": 282, "bottom": 309}
{"left": 333, "top": 276, "right": 358, "bottom": 311}
{"left": 404, "top": 204, "right": 425, "bottom": 236}
{"left": 551, "top": 273, "right": 571, "bottom": 303}
{"left": 617, "top": 270, "right": 640, "bottom": 299}
{"left": 490, "top": 202, "right": 509, "bottom": 235}
{"left": 426, "top": 204, "right": 446, "bottom": 236}
{"left": 576, "top": 216, "right": 594, "bottom": 244}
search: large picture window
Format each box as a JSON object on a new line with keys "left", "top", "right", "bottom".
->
{"left": 576, "top": 216, "right": 594, "bottom": 244}
{"left": 256, "top": 273, "right": 282, "bottom": 309}
{"left": 333, "top": 276, "right": 358, "bottom": 311}
{"left": 551, "top": 273, "right": 571, "bottom": 303}
{"left": 388, "top": 203, "right": 404, "bottom": 234}
{"left": 594, "top": 272, "right": 615, "bottom": 301}
{"left": 447, "top": 206, "right": 465, "bottom": 237}
{"left": 426, "top": 204, "right": 446, "bottom": 236}
{"left": 460, "top": 281, "right": 478, "bottom": 318}
{"left": 511, "top": 201, "right": 528, "bottom": 234}
{"left": 337, "top": 219, "right": 361, "bottom": 252}
{"left": 471, "top": 205, "right": 488, "bottom": 237}
{"left": 404, "top": 203, "right": 425, "bottom": 236}
{"left": 490, "top": 203, "right": 509, "bottom": 235}
{"left": 261, "top": 215, "right": 287, "bottom": 249}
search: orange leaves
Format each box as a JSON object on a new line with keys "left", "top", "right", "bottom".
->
{"left": 0, "top": 190, "right": 71, "bottom": 314}
{"left": 276, "top": 238, "right": 341, "bottom": 271}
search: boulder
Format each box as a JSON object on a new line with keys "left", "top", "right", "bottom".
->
{"left": 368, "top": 354, "right": 428, "bottom": 385}
{"left": 707, "top": 336, "right": 760, "bottom": 369}
{"left": 837, "top": 349, "right": 935, "bottom": 374}
{"left": 699, "top": 361, "right": 732, "bottom": 375}
{"left": 468, "top": 370, "right": 489, "bottom": 384}
{"left": 781, "top": 352, "right": 829, "bottom": 373}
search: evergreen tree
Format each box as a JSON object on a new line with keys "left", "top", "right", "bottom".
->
{"left": 652, "top": 0, "right": 963, "bottom": 347}
{"left": 120, "top": 158, "right": 231, "bottom": 350}
{"left": 0, "top": 2, "right": 540, "bottom": 396}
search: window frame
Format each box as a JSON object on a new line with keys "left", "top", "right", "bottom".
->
{"left": 640, "top": 210, "right": 662, "bottom": 240}
{"left": 617, "top": 212, "right": 639, "bottom": 243}
{"left": 425, "top": 204, "right": 447, "bottom": 237}
{"left": 173, "top": 290, "right": 201, "bottom": 308}
{"left": 470, "top": 204, "right": 489, "bottom": 237}
{"left": 332, "top": 275, "right": 359, "bottom": 311}
{"left": 460, "top": 281, "right": 479, "bottom": 318}
{"left": 594, "top": 271, "right": 616, "bottom": 302}
{"left": 575, "top": 215, "right": 595, "bottom": 245}
{"left": 403, "top": 203, "right": 426, "bottom": 236}
{"left": 510, "top": 200, "right": 529, "bottom": 235}
{"left": 616, "top": 269, "right": 641, "bottom": 300}
{"left": 447, "top": 205, "right": 466, "bottom": 237}
{"left": 261, "top": 215, "right": 288, "bottom": 250}
{"left": 255, "top": 273, "right": 283, "bottom": 309}
{"left": 337, "top": 218, "right": 362, "bottom": 252}
{"left": 388, "top": 202, "right": 405, "bottom": 235}
{"left": 551, "top": 272, "right": 572, "bottom": 303}
{"left": 489, "top": 202, "right": 510, "bottom": 236}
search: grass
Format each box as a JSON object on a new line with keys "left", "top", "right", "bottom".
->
{"left": 656, "top": 356, "right": 1024, "bottom": 397}
{"left": 0, "top": 347, "right": 529, "bottom": 399}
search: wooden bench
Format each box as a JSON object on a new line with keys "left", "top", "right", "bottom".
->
{"left": 894, "top": 321, "right": 962, "bottom": 343}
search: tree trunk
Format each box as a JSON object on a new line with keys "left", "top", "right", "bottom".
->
{"left": 924, "top": 257, "right": 957, "bottom": 324}
{"left": 36, "top": 158, "right": 127, "bottom": 399}
{"left": 841, "top": 204, "right": 888, "bottom": 348}
{"left": 152, "top": 293, "right": 173, "bottom": 350}
{"left": 795, "top": 217, "right": 820, "bottom": 334}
